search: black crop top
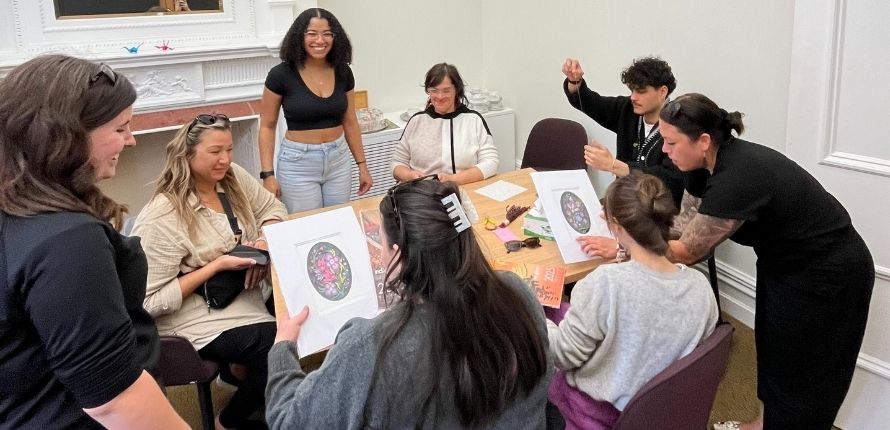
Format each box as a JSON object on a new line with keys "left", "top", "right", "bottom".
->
{"left": 264, "top": 62, "right": 355, "bottom": 131}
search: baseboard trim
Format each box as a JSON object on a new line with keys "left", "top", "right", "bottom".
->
{"left": 711, "top": 260, "right": 890, "bottom": 382}
{"left": 875, "top": 264, "right": 889, "bottom": 282}
{"left": 857, "top": 353, "right": 890, "bottom": 381}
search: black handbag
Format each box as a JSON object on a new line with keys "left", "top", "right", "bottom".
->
{"left": 195, "top": 192, "right": 269, "bottom": 309}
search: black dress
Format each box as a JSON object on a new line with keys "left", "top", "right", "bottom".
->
{"left": 687, "top": 138, "right": 874, "bottom": 428}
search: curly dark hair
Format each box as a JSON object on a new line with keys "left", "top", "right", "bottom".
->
{"left": 620, "top": 56, "right": 676, "bottom": 95}
{"left": 279, "top": 8, "right": 352, "bottom": 69}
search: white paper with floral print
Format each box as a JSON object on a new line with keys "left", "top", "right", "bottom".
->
{"left": 531, "top": 170, "right": 612, "bottom": 264}
{"left": 264, "top": 207, "right": 377, "bottom": 357}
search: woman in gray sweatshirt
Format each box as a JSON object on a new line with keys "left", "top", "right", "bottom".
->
{"left": 547, "top": 172, "right": 718, "bottom": 429}
{"left": 266, "top": 177, "right": 552, "bottom": 429}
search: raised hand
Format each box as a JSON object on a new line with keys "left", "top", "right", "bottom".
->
{"left": 562, "top": 58, "right": 585, "bottom": 83}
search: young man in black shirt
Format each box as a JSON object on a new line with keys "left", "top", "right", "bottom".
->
{"left": 562, "top": 56, "right": 685, "bottom": 259}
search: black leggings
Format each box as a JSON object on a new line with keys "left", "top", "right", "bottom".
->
{"left": 755, "top": 237, "right": 873, "bottom": 429}
{"left": 199, "top": 322, "right": 276, "bottom": 428}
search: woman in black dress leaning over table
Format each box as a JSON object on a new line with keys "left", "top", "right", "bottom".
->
{"left": 258, "top": 7, "right": 372, "bottom": 213}
{"left": 659, "top": 93, "right": 873, "bottom": 430}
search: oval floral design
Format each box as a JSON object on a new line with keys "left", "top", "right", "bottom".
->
{"left": 306, "top": 242, "right": 352, "bottom": 301}
{"left": 560, "top": 191, "right": 591, "bottom": 234}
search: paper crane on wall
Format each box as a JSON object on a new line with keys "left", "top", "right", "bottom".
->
{"left": 123, "top": 43, "right": 143, "bottom": 54}
{"left": 155, "top": 41, "right": 174, "bottom": 52}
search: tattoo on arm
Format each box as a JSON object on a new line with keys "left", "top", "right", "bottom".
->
{"left": 678, "top": 214, "right": 743, "bottom": 263}
{"left": 670, "top": 191, "right": 702, "bottom": 239}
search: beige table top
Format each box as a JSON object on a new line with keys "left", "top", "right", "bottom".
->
{"left": 270, "top": 168, "right": 604, "bottom": 322}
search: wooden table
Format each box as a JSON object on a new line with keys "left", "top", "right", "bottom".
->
{"left": 462, "top": 168, "right": 603, "bottom": 284}
{"left": 271, "top": 168, "right": 604, "bottom": 321}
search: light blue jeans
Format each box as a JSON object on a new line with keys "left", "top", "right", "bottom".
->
{"left": 277, "top": 135, "right": 351, "bottom": 213}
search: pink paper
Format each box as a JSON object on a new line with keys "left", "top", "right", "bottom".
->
{"left": 492, "top": 227, "right": 520, "bottom": 242}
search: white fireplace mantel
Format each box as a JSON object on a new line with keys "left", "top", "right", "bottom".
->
{"left": 1, "top": 0, "right": 317, "bottom": 112}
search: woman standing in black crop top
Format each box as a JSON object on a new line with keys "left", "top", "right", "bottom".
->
{"left": 258, "top": 8, "right": 372, "bottom": 213}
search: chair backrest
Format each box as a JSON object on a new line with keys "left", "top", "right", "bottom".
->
{"left": 158, "top": 335, "right": 219, "bottom": 386}
{"left": 612, "top": 323, "right": 734, "bottom": 430}
{"left": 521, "top": 118, "right": 587, "bottom": 171}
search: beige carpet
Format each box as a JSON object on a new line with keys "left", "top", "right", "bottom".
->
{"left": 167, "top": 313, "right": 840, "bottom": 429}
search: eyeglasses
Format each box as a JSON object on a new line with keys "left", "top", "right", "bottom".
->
{"left": 504, "top": 237, "right": 541, "bottom": 253}
{"left": 89, "top": 63, "right": 117, "bottom": 87}
{"left": 304, "top": 31, "right": 335, "bottom": 41}
{"left": 426, "top": 86, "right": 455, "bottom": 96}
{"left": 386, "top": 174, "right": 440, "bottom": 227}
{"left": 187, "top": 113, "right": 230, "bottom": 133}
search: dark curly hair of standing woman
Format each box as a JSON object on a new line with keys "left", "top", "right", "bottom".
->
{"left": 279, "top": 8, "right": 352, "bottom": 70}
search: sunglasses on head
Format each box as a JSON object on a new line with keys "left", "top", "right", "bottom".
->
{"left": 505, "top": 237, "right": 541, "bottom": 253}
{"left": 386, "top": 174, "right": 440, "bottom": 226}
{"left": 187, "top": 113, "right": 230, "bottom": 133}
{"left": 89, "top": 63, "right": 117, "bottom": 87}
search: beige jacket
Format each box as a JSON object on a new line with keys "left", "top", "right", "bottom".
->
{"left": 133, "top": 163, "right": 287, "bottom": 349}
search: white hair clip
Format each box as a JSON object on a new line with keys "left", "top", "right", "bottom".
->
{"left": 441, "top": 193, "right": 471, "bottom": 233}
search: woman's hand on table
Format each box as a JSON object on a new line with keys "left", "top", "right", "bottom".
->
{"left": 577, "top": 236, "right": 619, "bottom": 260}
{"left": 275, "top": 305, "right": 310, "bottom": 344}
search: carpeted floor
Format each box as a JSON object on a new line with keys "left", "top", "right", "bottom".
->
{"left": 167, "top": 313, "right": 840, "bottom": 429}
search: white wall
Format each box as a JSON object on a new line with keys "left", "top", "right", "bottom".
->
{"left": 317, "top": 0, "right": 486, "bottom": 113}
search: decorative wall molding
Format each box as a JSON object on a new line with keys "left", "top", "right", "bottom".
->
{"left": 204, "top": 57, "right": 280, "bottom": 90}
{"left": 2, "top": 1, "right": 299, "bottom": 114}
{"left": 712, "top": 258, "right": 888, "bottom": 381}
{"left": 822, "top": 152, "right": 890, "bottom": 178}
{"left": 857, "top": 353, "right": 890, "bottom": 382}
{"left": 3, "top": 0, "right": 295, "bottom": 71}
{"left": 876, "top": 265, "right": 890, "bottom": 283}
{"left": 818, "top": 0, "right": 890, "bottom": 177}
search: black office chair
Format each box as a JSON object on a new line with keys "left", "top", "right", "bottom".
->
{"left": 521, "top": 118, "right": 587, "bottom": 171}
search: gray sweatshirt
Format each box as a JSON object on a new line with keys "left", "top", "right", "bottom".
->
{"left": 546, "top": 260, "right": 718, "bottom": 410}
{"left": 266, "top": 272, "right": 553, "bottom": 429}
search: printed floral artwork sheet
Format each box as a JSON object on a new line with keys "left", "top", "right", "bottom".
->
{"left": 530, "top": 170, "right": 611, "bottom": 264}
{"left": 264, "top": 207, "right": 378, "bottom": 357}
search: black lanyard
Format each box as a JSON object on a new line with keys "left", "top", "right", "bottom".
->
{"left": 633, "top": 117, "right": 661, "bottom": 163}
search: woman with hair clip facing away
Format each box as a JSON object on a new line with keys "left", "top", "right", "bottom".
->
{"left": 659, "top": 94, "right": 873, "bottom": 430}
{"left": 0, "top": 55, "right": 188, "bottom": 429}
{"left": 259, "top": 7, "right": 372, "bottom": 213}
{"left": 391, "top": 63, "right": 499, "bottom": 185}
{"left": 266, "top": 177, "right": 552, "bottom": 429}
{"left": 133, "top": 114, "right": 287, "bottom": 430}
{"left": 546, "top": 172, "right": 718, "bottom": 430}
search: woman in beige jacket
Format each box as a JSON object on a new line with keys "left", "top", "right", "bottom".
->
{"left": 133, "top": 114, "right": 286, "bottom": 430}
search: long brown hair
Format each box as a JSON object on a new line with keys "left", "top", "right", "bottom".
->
{"left": 153, "top": 117, "right": 256, "bottom": 239}
{"left": 0, "top": 55, "right": 136, "bottom": 229}
{"left": 373, "top": 179, "right": 547, "bottom": 427}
